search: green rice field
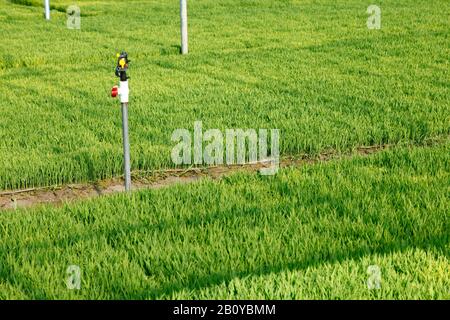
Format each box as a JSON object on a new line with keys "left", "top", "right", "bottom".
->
{"left": 1, "top": 0, "right": 449, "bottom": 189}
{"left": 0, "top": 142, "right": 449, "bottom": 299}
{"left": 0, "top": 0, "right": 449, "bottom": 300}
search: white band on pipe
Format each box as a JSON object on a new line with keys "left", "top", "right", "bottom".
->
{"left": 119, "top": 80, "right": 129, "bottom": 103}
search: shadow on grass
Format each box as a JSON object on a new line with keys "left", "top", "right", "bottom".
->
{"left": 140, "top": 238, "right": 449, "bottom": 299}
{"left": 1, "top": 193, "right": 447, "bottom": 299}
{"left": 8, "top": 0, "right": 96, "bottom": 16}
{"left": 0, "top": 141, "right": 448, "bottom": 299}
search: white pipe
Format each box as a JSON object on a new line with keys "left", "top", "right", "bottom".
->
{"left": 180, "top": 0, "right": 188, "bottom": 54}
{"left": 44, "top": 0, "right": 50, "bottom": 20}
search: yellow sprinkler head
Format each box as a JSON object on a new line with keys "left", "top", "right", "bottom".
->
{"left": 115, "top": 51, "right": 129, "bottom": 79}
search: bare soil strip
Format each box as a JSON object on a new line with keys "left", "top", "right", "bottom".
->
{"left": 0, "top": 143, "right": 397, "bottom": 211}
{"left": 6, "top": 134, "right": 450, "bottom": 212}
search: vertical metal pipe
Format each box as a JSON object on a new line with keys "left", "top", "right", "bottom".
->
{"left": 121, "top": 102, "right": 131, "bottom": 192}
{"left": 44, "top": 0, "right": 50, "bottom": 20}
{"left": 180, "top": 0, "right": 188, "bottom": 54}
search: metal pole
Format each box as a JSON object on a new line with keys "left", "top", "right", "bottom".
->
{"left": 180, "top": 0, "right": 188, "bottom": 54}
{"left": 112, "top": 52, "right": 132, "bottom": 192}
{"left": 44, "top": 0, "right": 50, "bottom": 20}
{"left": 121, "top": 101, "right": 131, "bottom": 192}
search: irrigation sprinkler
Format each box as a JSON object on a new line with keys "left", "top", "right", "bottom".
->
{"left": 44, "top": 0, "right": 50, "bottom": 20}
{"left": 180, "top": 0, "right": 188, "bottom": 54}
{"left": 111, "top": 52, "right": 131, "bottom": 192}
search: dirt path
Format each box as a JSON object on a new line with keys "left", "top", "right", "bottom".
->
{"left": 0, "top": 143, "right": 392, "bottom": 211}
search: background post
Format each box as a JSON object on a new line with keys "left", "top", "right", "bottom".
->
{"left": 180, "top": 0, "right": 188, "bottom": 54}
{"left": 44, "top": 0, "right": 50, "bottom": 20}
